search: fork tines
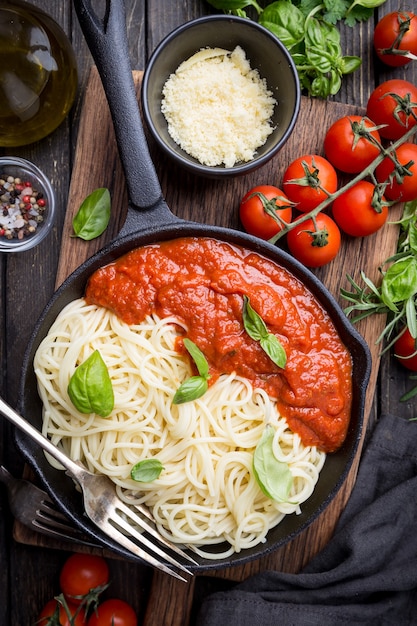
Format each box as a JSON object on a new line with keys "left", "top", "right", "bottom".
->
{"left": 103, "top": 499, "right": 198, "bottom": 581}
{"left": 33, "top": 499, "right": 100, "bottom": 546}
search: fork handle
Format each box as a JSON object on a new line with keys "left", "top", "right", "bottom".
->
{"left": 0, "top": 396, "right": 83, "bottom": 479}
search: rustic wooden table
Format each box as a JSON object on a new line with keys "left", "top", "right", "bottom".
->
{"left": 0, "top": 1, "right": 416, "bottom": 624}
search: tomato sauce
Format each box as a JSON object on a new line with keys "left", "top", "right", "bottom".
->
{"left": 85, "top": 237, "right": 352, "bottom": 453}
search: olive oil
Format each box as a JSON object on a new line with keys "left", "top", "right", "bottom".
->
{"left": 0, "top": 1, "right": 78, "bottom": 147}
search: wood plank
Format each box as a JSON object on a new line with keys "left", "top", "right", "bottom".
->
{"left": 14, "top": 68, "right": 401, "bottom": 606}
{"left": 143, "top": 573, "right": 196, "bottom": 626}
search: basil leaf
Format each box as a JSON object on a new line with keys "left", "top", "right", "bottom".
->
{"left": 259, "top": 1, "right": 305, "bottom": 48}
{"left": 253, "top": 425, "right": 293, "bottom": 502}
{"left": 131, "top": 459, "right": 164, "bottom": 482}
{"left": 350, "top": 0, "right": 387, "bottom": 8}
{"left": 305, "top": 18, "right": 340, "bottom": 74}
{"left": 310, "top": 74, "right": 332, "bottom": 99}
{"left": 68, "top": 350, "right": 114, "bottom": 417}
{"left": 243, "top": 295, "right": 287, "bottom": 368}
{"left": 260, "top": 335, "right": 287, "bottom": 369}
{"left": 72, "top": 188, "right": 111, "bottom": 241}
{"left": 409, "top": 221, "right": 417, "bottom": 255}
{"left": 173, "top": 375, "right": 209, "bottom": 404}
{"left": 340, "top": 55, "right": 363, "bottom": 75}
{"left": 402, "top": 199, "right": 417, "bottom": 226}
{"left": 381, "top": 258, "right": 417, "bottom": 310}
{"left": 183, "top": 337, "right": 209, "bottom": 378}
{"left": 242, "top": 295, "right": 268, "bottom": 341}
{"left": 406, "top": 296, "right": 417, "bottom": 339}
{"left": 173, "top": 339, "right": 210, "bottom": 404}
{"left": 328, "top": 69, "right": 342, "bottom": 97}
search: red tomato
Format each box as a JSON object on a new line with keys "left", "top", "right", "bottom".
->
{"left": 286, "top": 213, "right": 341, "bottom": 268}
{"left": 331, "top": 181, "right": 388, "bottom": 237}
{"left": 239, "top": 185, "right": 292, "bottom": 240}
{"left": 37, "top": 599, "right": 86, "bottom": 626}
{"left": 323, "top": 115, "right": 381, "bottom": 174}
{"left": 366, "top": 79, "right": 417, "bottom": 140}
{"left": 87, "top": 599, "right": 137, "bottom": 626}
{"left": 60, "top": 554, "right": 110, "bottom": 605}
{"left": 394, "top": 327, "right": 417, "bottom": 371}
{"left": 282, "top": 154, "right": 338, "bottom": 212}
{"left": 374, "top": 11, "right": 417, "bottom": 67}
{"left": 375, "top": 143, "right": 417, "bottom": 202}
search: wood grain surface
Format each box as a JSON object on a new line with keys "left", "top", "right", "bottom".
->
{"left": 14, "top": 67, "right": 402, "bottom": 625}
{"left": 1, "top": 1, "right": 415, "bottom": 624}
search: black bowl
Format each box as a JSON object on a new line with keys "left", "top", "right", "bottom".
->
{"left": 141, "top": 15, "right": 301, "bottom": 178}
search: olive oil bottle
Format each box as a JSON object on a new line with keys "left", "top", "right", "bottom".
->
{"left": 0, "top": 0, "right": 78, "bottom": 147}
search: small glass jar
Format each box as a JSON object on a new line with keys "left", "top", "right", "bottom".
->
{"left": 0, "top": 156, "right": 56, "bottom": 252}
{"left": 0, "top": 0, "right": 78, "bottom": 147}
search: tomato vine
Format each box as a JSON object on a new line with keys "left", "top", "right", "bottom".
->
{"left": 238, "top": 79, "right": 417, "bottom": 399}
{"left": 268, "top": 120, "right": 417, "bottom": 245}
{"left": 37, "top": 553, "right": 137, "bottom": 626}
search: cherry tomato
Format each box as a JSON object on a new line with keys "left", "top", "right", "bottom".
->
{"left": 373, "top": 11, "right": 417, "bottom": 67}
{"left": 366, "top": 79, "right": 417, "bottom": 140}
{"left": 60, "top": 554, "right": 110, "bottom": 605}
{"left": 323, "top": 115, "right": 381, "bottom": 174}
{"left": 282, "top": 155, "right": 338, "bottom": 212}
{"left": 394, "top": 327, "right": 417, "bottom": 371}
{"left": 331, "top": 181, "right": 388, "bottom": 237}
{"left": 37, "top": 599, "right": 86, "bottom": 626}
{"left": 239, "top": 185, "right": 292, "bottom": 240}
{"left": 286, "top": 213, "right": 341, "bottom": 268}
{"left": 87, "top": 599, "right": 137, "bottom": 626}
{"left": 375, "top": 143, "right": 417, "bottom": 202}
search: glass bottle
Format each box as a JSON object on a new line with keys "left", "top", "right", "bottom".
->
{"left": 0, "top": 0, "right": 78, "bottom": 147}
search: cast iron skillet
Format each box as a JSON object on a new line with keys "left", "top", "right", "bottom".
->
{"left": 16, "top": 0, "right": 371, "bottom": 571}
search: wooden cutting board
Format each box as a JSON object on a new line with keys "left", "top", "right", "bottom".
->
{"left": 15, "top": 67, "right": 401, "bottom": 591}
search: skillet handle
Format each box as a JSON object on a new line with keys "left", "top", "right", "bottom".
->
{"left": 73, "top": 0, "right": 163, "bottom": 210}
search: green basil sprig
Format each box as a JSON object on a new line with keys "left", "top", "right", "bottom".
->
{"left": 131, "top": 459, "right": 164, "bottom": 482}
{"left": 67, "top": 350, "right": 114, "bottom": 417}
{"left": 242, "top": 295, "right": 287, "bottom": 368}
{"left": 260, "top": 3, "right": 361, "bottom": 98}
{"left": 173, "top": 338, "right": 210, "bottom": 404}
{"left": 205, "top": 0, "right": 387, "bottom": 98}
{"left": 72, "top": 188, "right": 111, "bottom": 241}
{"left": 253, "top": 424, "right": 293, "bottom": 502}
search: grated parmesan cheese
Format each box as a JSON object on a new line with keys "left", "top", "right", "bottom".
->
{"left": 161, "top": 46, "right": 277, "bottom": 168}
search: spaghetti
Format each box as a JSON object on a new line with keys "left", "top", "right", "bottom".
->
{"left": 34, "top": 298, "right": 326, "bottom": 559}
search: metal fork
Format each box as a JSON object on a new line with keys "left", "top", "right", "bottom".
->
{"left": 0, "top": 465, "right": 101, "bottom": 547}
{"left": 0, "top": 397, "right": 196, "bottom": 581}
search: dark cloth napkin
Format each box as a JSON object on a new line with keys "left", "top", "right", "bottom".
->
{"left": 196, "top": 413, "right": 417, "bottom": 626}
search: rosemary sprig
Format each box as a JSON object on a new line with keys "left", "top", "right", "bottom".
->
{"left": 341, "top": 198, "right": 417, "bottom": 400}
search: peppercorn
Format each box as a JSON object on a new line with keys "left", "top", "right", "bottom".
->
{"left": 0, "top": 174, "right": 47, "bottom": 240}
